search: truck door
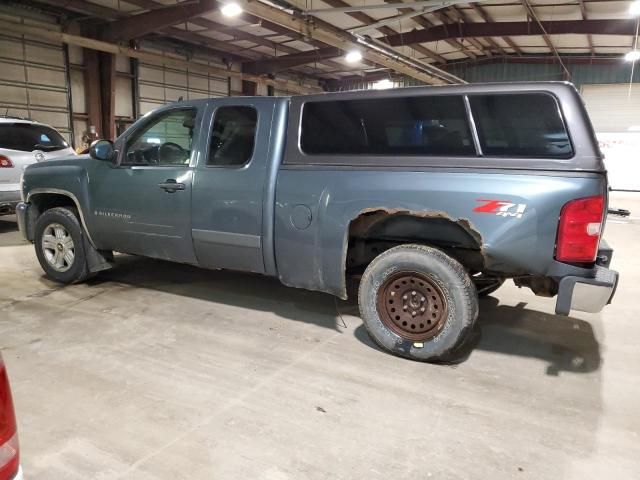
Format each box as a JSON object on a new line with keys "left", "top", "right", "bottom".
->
{"left": 89, "top": 104, "right": 203, "bottom": 263}
{"left": 191, "top": 98, "right": 275, "bottom": 273}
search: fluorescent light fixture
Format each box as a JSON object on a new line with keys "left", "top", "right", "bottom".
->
{"left": 624, "top": 50, "right": 640, "bottom": 62}
{"left": 630, "top": 1, "right": 640, "bottom": 16}
{"left": 373, "top": 79, "right": 394, "bottom": 90}
{"left": 345, "top": 50, "right": 362, "bottom": 63}
{"left": 221, "top": 2, "right": 242, "bottom": 17}
{"left": 146, "top": 138, "right": 162, "bottom": 144}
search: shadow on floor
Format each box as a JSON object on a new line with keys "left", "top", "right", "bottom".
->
{"left": 87, "top": 255, "right": 600, "bottom": 373}
{"left": 0, "top": 216, "right": 25, "bottom": 247}
{"left": 475, "top": 296, "right": 600, "bottom": 374}
{"left": 354, "top": 295, "right": 600, "bottom": 375}
{"left": 89, "top": 255, "right": 342, "bottom": 332}
{"left": 0, "top": 218, "right": 17, "bottom": 232}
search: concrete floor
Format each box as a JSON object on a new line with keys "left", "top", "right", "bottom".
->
{"left": 0, "top": 192, "right": 639, "bottom": 480}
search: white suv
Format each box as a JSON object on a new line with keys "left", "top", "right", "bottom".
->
{"left": 0, "top": 116, "right": 75, "bottom": 215}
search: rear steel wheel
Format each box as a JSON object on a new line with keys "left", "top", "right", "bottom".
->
{"left": 376, "top": 272, "right": 448, "bottom": 341}
{"left": 358, "top": 244, "right": 479, "bottom": 362}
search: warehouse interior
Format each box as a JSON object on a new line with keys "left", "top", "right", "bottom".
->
{"left": 0, "top": 0, "right": 639, "bottom": 479}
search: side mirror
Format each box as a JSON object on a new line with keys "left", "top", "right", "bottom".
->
{"left": 89, "top": 140, "right": 115, "bottom": 162}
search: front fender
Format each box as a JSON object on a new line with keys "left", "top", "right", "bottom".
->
{"left": 22, "top": 162, "right": 97, "bottom": 247}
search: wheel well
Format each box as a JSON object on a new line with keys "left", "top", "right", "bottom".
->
{"left": 24, "top": 194, "right": 78, "bottom": 241}
{"left": 29, "top": 193, "right": 76, "bottom": 217}
{"left": 346, "top": 210, "right": 485, "bottom": 276}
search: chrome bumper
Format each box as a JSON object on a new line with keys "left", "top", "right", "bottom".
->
{"left": 555, "top": 265, "right": 619, "bottom": 315}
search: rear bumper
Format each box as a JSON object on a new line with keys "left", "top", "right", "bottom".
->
{"left": 0, "top": 190, "right": 20, "bottom": 215}
{"left": 555, "top": 265, "right": 619, "bottom": 315}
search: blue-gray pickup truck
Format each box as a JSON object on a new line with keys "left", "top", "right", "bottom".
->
{"left": 16, "top": 82, "right": 618, "bottom": 362}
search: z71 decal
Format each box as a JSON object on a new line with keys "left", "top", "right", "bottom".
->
{"left": 473, "top": 199, "right": 527, "bottom": 219}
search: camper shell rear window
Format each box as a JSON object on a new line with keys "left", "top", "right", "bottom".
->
{"left": 298, "top": 92, "right": 573, "bottom": 161}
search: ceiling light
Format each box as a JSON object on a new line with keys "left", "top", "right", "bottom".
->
{"left": 630, "top": 1, "right": 640, "bottom": 16}
{"left": 345, "top": 50, "right": 362, "bottom": 63}
{"left": 373, "top": 79, "right": 394, "bottom": 90}
{"left": 221, "top": 2, "right": 242, "bottom": 17}
{"left": 624, "top": 50, "right": 640, "bottom": 62}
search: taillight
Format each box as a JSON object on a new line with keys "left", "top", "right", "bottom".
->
{"left": 555, "top": 195, "right": 604, "bottom": 263}
{"left": 0, "top": 358, "right": 19, "bottom": 480}
{"left": 0, "top": 156, "right": 12, "bottom": 168}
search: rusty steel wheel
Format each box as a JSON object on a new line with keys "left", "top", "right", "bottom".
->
{"left": 376, "top": 271, "right": 448, "bottom": 342}
{"left": 359, "top": 244, "right": 478, "bottom": 362}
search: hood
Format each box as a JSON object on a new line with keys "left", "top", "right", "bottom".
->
{"left": 25, "top": 154, "right": 91, "bottom": 170}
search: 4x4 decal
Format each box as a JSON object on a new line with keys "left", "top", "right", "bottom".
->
{"left": 473, "top": 199, "right": 527, "bottom": 219}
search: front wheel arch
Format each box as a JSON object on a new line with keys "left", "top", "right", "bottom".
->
{"left": 27, "top": 193, "right": 113, "bottom": 275}
{"left": 26, "top": 191, "right": 94, "bottom": 246}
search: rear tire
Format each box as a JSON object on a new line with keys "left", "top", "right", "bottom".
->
{"left": 358, "top": 244, "right": 478, "bottom": 362}
{"left": 34, "top": 207, "right": 90, "bottom": 284}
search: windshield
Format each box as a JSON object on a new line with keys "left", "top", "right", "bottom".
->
{"left": 0, "top": 122, "right": 69, "bottom": 152}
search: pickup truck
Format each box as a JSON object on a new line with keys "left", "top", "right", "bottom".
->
{"left": 16, "top": 82, "right": 619, "bottom": 362}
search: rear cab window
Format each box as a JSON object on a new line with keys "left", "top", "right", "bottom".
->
{"left": 0, "top": 123, "right": 69, "bottom": 152}
{"left": 207, "top": 106, "right": 258, "bottom": 167}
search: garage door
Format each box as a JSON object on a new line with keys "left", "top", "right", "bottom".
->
{"left": 137, "top": 61, "right": 228, "bottom": 115}
{"left": 581, "top": 84, "right": 640, "bottom": 191}
{"left": 0, "top": 30, "right": 72, "bottom": 143}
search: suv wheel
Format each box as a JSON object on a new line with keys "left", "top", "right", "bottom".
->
{"left": 358, "top": 244, "right": 478, "bottom": 362}
{"left": 34, "top": 207, "right": 90, "bottom": 284}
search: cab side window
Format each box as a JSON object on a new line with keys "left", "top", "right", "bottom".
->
{"left": 208, "top": 106, "right": 257, "bottom": 167}
{"left": 124, "top": 108, "right": 197, "bottom": 166}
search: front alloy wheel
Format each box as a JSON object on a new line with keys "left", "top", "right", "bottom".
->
{"left": 34, "top": 207, "right": 90, "bottom": 284}
{"left": 41, "top": 223, "right": 75, "bottom": 272}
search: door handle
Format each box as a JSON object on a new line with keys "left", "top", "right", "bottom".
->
{"left": 158, "top": 179, "right": 185, "bottom": 193}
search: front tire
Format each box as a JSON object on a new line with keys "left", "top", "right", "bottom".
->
{"left": 34, "top": 207, "right": 90, "bottom": 284}
{"left": 358, "top": 244, "right": 478, "bottom": 362}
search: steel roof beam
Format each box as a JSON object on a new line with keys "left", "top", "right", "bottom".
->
{"left": 319, "top": 0, "right": 447, "bottom": 63}
{"left": 0, "top": 18, "right": 321, "bottom": 94}
{"left": 242, "top": 47, "right": 342, "bottom": 74}
{"left": 233, "top": 0, "right": 464, "bottom": 84}
{"left": 101, "top": 0, "right": 218, "bottom": 41}
{"left": 469, "top": 3, "right": 522, "bottom": 55}
{"left": 382, "top": 19, "right": 639, "bottom": 46}
{"left": 384, "top": 0, "right": 477, "bottom": 60}
{"left": 577, "top": 0, "right": 595, "bottom": 55}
